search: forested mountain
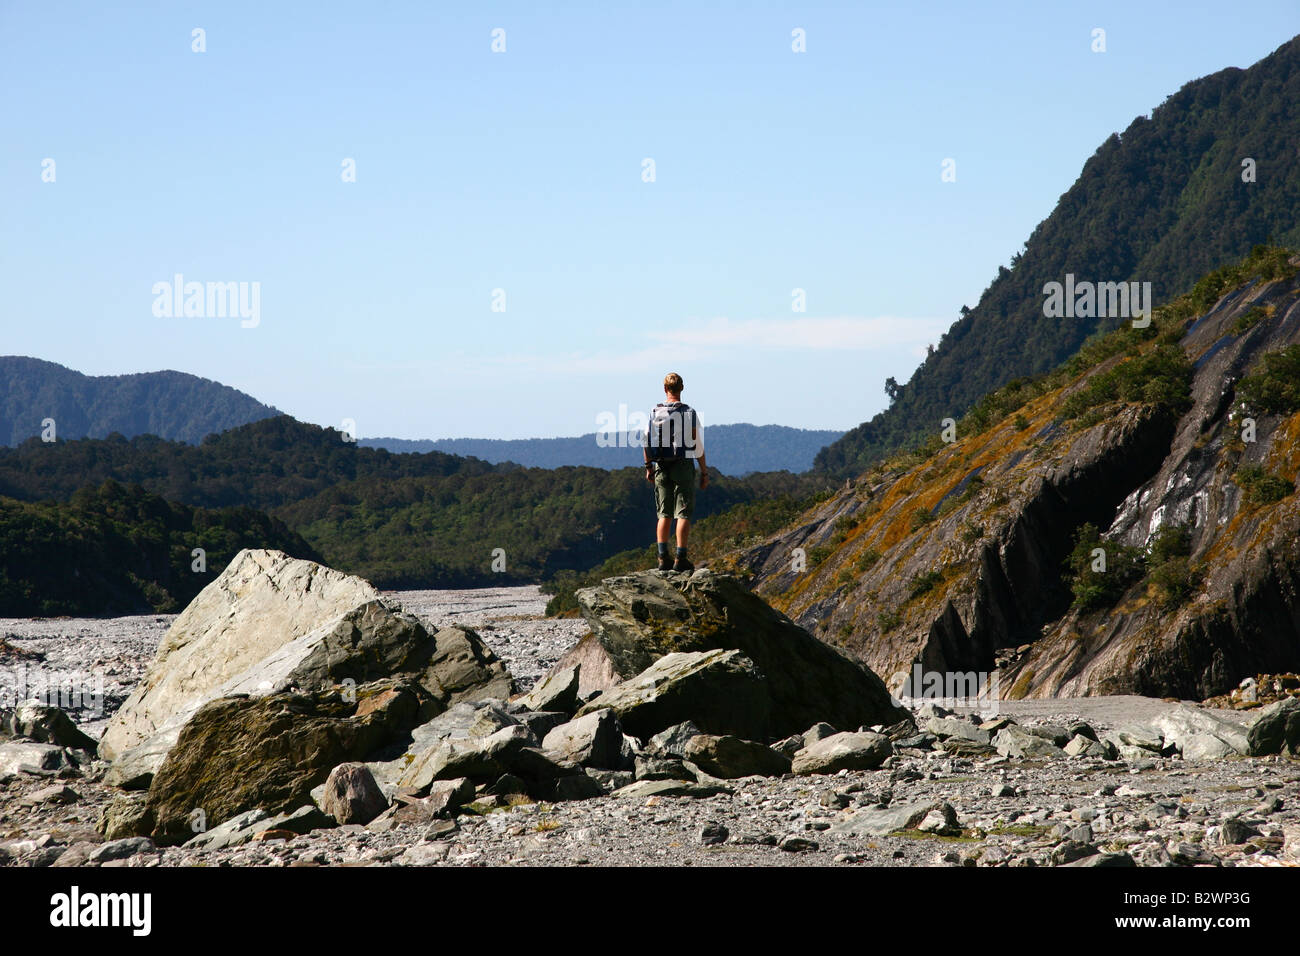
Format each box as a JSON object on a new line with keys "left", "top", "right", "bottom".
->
{"left": 0, "top": 415, "right": 494, "bottom": 510}
{"left": 0, "top": 481, "right": 319, "bottom": 616}
{"left": 816, "top": 34, "right": 1300, "bottom": 475}
{"left": 0, "top": 357, "right": 281, "bottom": 446}
{"left": 732, "top": 247, "right": 1300, "bottom": 700}
{"left": 363, "top": 424, "right": 843, "bottom": 476}
{"left": 0, "top": 415, "right": 831, "bottom": 607}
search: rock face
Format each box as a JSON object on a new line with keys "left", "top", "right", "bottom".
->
{"left": 574, "top": 649, "right": 772, "bottom": 740}
{"left": 572, "top": 570, "right": 906, "bottom": 737}
{"left": 738, "top": 256, "right": 1300, "bottom": 700}
{"left": 99, "top": 549, "right": 513, "bottom": 786}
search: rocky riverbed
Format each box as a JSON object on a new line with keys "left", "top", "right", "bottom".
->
{"left": 2, "top": 583, "right": 1298, "bottom": 868}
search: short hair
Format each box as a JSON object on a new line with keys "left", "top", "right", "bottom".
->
{"left": 663, "top": 372, "right": 684, "bottom": 394}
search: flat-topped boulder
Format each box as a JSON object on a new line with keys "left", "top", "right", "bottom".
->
{"left": 566, "top": 570, "right": 906, "bottom": 739}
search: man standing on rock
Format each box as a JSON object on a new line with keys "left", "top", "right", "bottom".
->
{"left": 643, "top": 372, "right": 709, "bottom": 572}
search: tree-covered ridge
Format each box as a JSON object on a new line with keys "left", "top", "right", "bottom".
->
{"left": 0, "top": 412, "right": 831, "bottom": 601}
{"left": 816, "top": 34, "right": 1300, "bottom": 476}
{"left": 0, "top": 356, "right": 283, "bottom": 447}
{"left": 0, "top": 481, "right": 320, "bottom": 616}
{"left": 0, "top": 415, "right": 496, "bottom": 510}
{"left": 279, "top": 466, "right": 832, "bottom": 588}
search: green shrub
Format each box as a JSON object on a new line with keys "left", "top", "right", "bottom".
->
{"left": 877, "top": 609, "right": 902, "bottom": 632}
{"left": 907, "top": 569, "right": 944, "bottom": 599}
{"left": 1236, "top": 345, "right": 1300, "bottom": 415}
{"left": 1065, "top": 522, "right": 1145, "bottom": 611}
{"left": 1234, "top": 466, "right": 1295, "bottom": 505}
{"left": 1231, "top": 306, "right": 1268, "bottom": 335}
{"left": 855, "top": 548, "right": 881, "bottom": 572}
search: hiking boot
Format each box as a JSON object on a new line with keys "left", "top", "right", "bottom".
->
{"left": 656, "top": 554, "right": 673, "bottom": 572}
{"left": 672, "top": 555, "right": 695, "bottom": 573}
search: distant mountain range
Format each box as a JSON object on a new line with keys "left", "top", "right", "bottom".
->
{"left": 361, "top": 424, "right": 843, "bottom": 475}
{"left": 0, "top": 356, "right": 281, "bottom": 446}
{"left": 0, "top": 356, "right": 839, "bottom": 474}
{"left": 816, "top": 34, "right": 1300, "bottom": 475}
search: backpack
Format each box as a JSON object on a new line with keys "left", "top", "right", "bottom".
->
{"left": 645, "top": 402, "right": 697, "bottom": 461}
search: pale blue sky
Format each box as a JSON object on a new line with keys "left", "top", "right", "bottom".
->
{"left": 3, "top": 2, "right": 1296, "bottom": 439}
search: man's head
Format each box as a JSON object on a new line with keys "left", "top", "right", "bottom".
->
{"left": 663, "top": 372, "right": 684, "bottom": 400}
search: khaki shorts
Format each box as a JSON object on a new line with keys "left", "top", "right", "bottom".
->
{"left": 653, "top": 458, "right": 696, "bottom": 520}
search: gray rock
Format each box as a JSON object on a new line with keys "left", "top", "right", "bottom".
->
{"left": 88, "top": 837, "right": 157, "bottom": 863}
{"left": 916, "top": 803, "right": 961, "bottom": 835}
{"left": 574, "top": 650, "right": 772, "bottom": 741}
{"left": 791, "top": 731, "right": 891, "bottom": 775}
{"left": 611, "top": 778, "right": 733, "bottom": 799}
{"left": 542, "top": 709, "right": 624, "bottom": 770}
{"left": 20, "top": 784, "right": 80, "bottom": 806}
{"left": 399, "top": 724, "right": 536, "bottom": 791}
{"left": 1051, "top": 841, "right": 1098, "bottom": 865}
{"left": 321, "top": 762, "right": 389, "bottom": 825}
{"left": 646, "top": 721, "right": 702, "bottom": 758}
{"left": 2, "top": 703, "right": 97, "bottom": 750}
{"left": 143, "top": 681, "right": 424, "bottom": 845}
{"left": 1170, "top": 842, "right": 1221, "bottom": 866}
{"left": 515, "top": 710, "right": 570, "bottom": 742}
{"left": 802, "top": 722, "right": 837, "bottom": 745}
{"left": 1218, "top": 818, "right": 1261, "bottom": 845}
{"left": 1024, "top": 723, "right": 1070, "bottom": 747}
{"left": 771, "top": 734, "right": 804, "bottom": 758}
{"left": 779, "top": 835, "right": 817, "bottom": 852}
{"left": 0, "top": 740, "right": 66, "bottom": 776}
{"left": 682, "top": 734, "right": 791, "bottom": 779}
{"left": 517, "top": 665, "right": 581, "bottom": 715}
{"left": 573, "top": 570, "right": 907, "bottom": 737}
{"left": 585, "top": 769, "right": 635, "bottom": 792}
{"left": 634, "top": 755, "right": 695, "bottom": 781}
{"left": 1064, "top": 734, "right": 1114, "bottom": 759}
{"left": 51, "top": 842, "right": 98, "bottom": 867}
{"left": 923, "top": 717, "right": 991, "bottom": 745}
{"left": 97, "top": 792, "right": 154, "bottom": 840}
{"left": 993, "top": 725, "right": 1065, "bottom": 759}
{"left": 1180, "top": 733, "right": 1237, "bottom": 761}
{"left": 182, "top": 808, "right": 272, "bottom": 851}
{"left": 1063, "top": 851, "right": 1136, "bottom": 867}
{"left": 99, "top": 550, "right": 514, "bottom": 783}
{"left": 828, "top": 800, "right": 938, "bottom": 838}
{"left": 1247, "top": 697, "right": 1300, "bottom": 756}
{"left": 265, "top": 805, "right": 334, "bottom": 835}
{"left": 1142, "top": 704, "right": 1249, "bottom": 758}
{"left": 700, "top": 823, "right": 728, "bottom": 845}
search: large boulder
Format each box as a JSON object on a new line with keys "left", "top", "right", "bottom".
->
{"left": 100, "top": 549, "right": 513, "bottom": 787}
{"left": 682, "top": 734, "right": 791, "bottom": 779}
{"left": 573, "top": 649, "right": 771, "bottom": 740}
{"left": 1248, "top": 697, "right": 1300, "bottom": 756}
{"left": 144, "top": 681, "right": 420, "bottom": 845}
{"left": 542, "top": 710, "right": 624, "bottom": 770}
{"left": 572, "top": 570, "right": 906, "bottom": 738}
{"left": 791, "top": 731, "right": 891, "bottom": 775}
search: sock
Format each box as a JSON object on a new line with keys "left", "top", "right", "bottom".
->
{"left": 676, "top": 547, "right": 688, "bottom": 559}
{"left": 657, "top": 542, "right": 670, "bottom": 557}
